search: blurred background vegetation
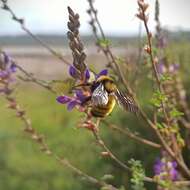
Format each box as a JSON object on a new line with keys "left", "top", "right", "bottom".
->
{"left": 0, "top": 32, "right": 190, "bottom": 189}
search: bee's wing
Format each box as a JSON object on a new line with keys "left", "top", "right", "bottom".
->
{"left": 91, "top": 83, "right": 109, "bottom": 106}
{"left": 114, "top": 89, "right": 138, "bottom": 113}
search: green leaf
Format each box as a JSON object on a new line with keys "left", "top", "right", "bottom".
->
{"left": 158, "top": 180, "right": 171, "bottom": 188}
{"left": 170, "top": 108, "right": 184, "bottom": 118}
{"left": 128, "top": 159, "right": 146, "bottom": 190}
{"left": 150, "top": 90, "right": 167, "bottom": 107}
{"left": 160, "top": 73, "right": 172, "bottom": 82}
{"left": 156, "top": 123, "right": 165, "bottom": 129}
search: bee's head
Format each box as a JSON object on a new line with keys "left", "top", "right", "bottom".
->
{"left": 96, "top": 75, "right": 116, "bottom": 93}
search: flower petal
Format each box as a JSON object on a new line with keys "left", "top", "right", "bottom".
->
{"left": 67, "top": 100, "right": 78, "bottom": 111}
{"left": 96, "top": 69, "right": 108, "bottom": 79}
{"left": 10, "top": 63, "right": 17, "bottom": 72}
{"left": 153, "top": 158, "right": 164, "bottom": 175}
{"left": 75, "top": 90, "right": 85, "bottom": 102}
{"left": 172, "top": 161, "right": 177, "bottom": 168}
{"left": 157, "top": 63, "right": 166, "bottom": 74}
{"left": 0, "top": 70, "right": 9, "bottom": 78}
{"left": 85, "top": 68, "right": 90, "bottom": 81}
{"left": 98, "top": 69, "right": 108, "bottom": 76}
{"left": 170, "top": 168, "right": 178, "bottom": 181}
{"left": 56, "top": 96, "right": 71, "bottom": 104}
{"left": 69, "top": 65, "right": 78, "bottom": 78}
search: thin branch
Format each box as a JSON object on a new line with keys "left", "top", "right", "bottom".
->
{"left": 92, "top": 129, "right": 155, "bottom": 183}
{"left": 138, "top": 1, "right": 170, "bottom": 124}
{"left": 92, "top": 130, "right": 130, "bottom": 171}
{"left": 103, "top": 121, "right": 161, "bottom": 149}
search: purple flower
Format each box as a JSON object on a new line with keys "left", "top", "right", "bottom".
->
{"left": 10, "top": 63, "right": 17, "bottom": 72}
{"left": 167, "top": 161, "right": 178, "bottom": 181}
{"left": 172, "top": 161, "right": 177, "bottom": 168}
{"left": 57, "top": 67, "right": 109, "bottom": 111}
{"left": 57, "top": 91, "right": 86, "bottom": 111}
{"left": 57, "top": 95, "right": 79, "bottom": 111}
{"left": 154, "top": 158, "right": 164, "bottom": 175}
{"left": 168, "top": 63, "right": 179, "bottom": 73}
{"left": 75, "top": 90, "right": 86, "bottom": 103}
{"left": 85, "top": 69, "right": 90, "bottom": 81}
{"left": 56, "top": 96, "right": 71, "bottom": 104}
{"left": 170, "top": 168, "right": 178, "bottom": 181}
{"left": 153, "top": 158, "right": 178, "bottom": 181}
{"left": 157, "top": 63, "right": 166, "bottom": 74}
{"left": 69, "top": 65, "right": 78, "bottom": 78}
{"left": 67, "top": 100, "right": 78, "bottom": 111}
{"left": 0, "top": 52, "right": 17, "bottom": 96}
{"left": 0, "top": 70, "right": 9, "bottom": 78}
{"left": 0, "top": 52, "right": 17, "bottom": 75}
{"left": 96, "top": 69, "right": 108, "bottom": 79}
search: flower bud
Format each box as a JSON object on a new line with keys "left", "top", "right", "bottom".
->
{"left": 101, "top": 151, "right": 110, "bottom": 157}
{"left": 144, "top": 44, "right": 151, "bottom": 54}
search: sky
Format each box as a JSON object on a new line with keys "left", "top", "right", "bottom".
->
{"left": 0, "top": 0, "right": 190, "bottom": 36}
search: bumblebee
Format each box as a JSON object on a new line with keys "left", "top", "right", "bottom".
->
{"left": 53, "top": 73, "right": 138, "bottom": 118}
{"left": 87, "top": 75, "right": 138, "bottom": 118}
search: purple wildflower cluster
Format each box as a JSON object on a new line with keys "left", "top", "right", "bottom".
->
{"left": 157, "top": 59, "right": 179, "bottom": 75}
{"left": 0, "top": 52, "right": 17, "bottom": 94}
{"left": 56, "top": 65, "right": 108, "bottom": 111}
{"left": 154, "top": 157, "right": 178, "bottom": 181}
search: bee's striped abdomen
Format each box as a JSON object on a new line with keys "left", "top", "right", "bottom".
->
{"left": 91, "top": 95, "right": 116, "bottom": 118}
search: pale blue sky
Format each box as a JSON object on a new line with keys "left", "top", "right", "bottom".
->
{"left": 0, "top": 0, "right": 190, "bottom": 36}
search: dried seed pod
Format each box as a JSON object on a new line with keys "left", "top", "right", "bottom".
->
{"left": 67, "top": 6, "right": 75, "bottom": 16}
{"left": 79, "top": 53, "right": 86, "bottom": 64}
{"left": 67, "top": 6, "right": 87, "bottom": 79}
{"left": 67, "top": 31, "right": 74, "bottom": 41}
{"left": 67, "top": 22, "right": 75, "bottom": 32}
